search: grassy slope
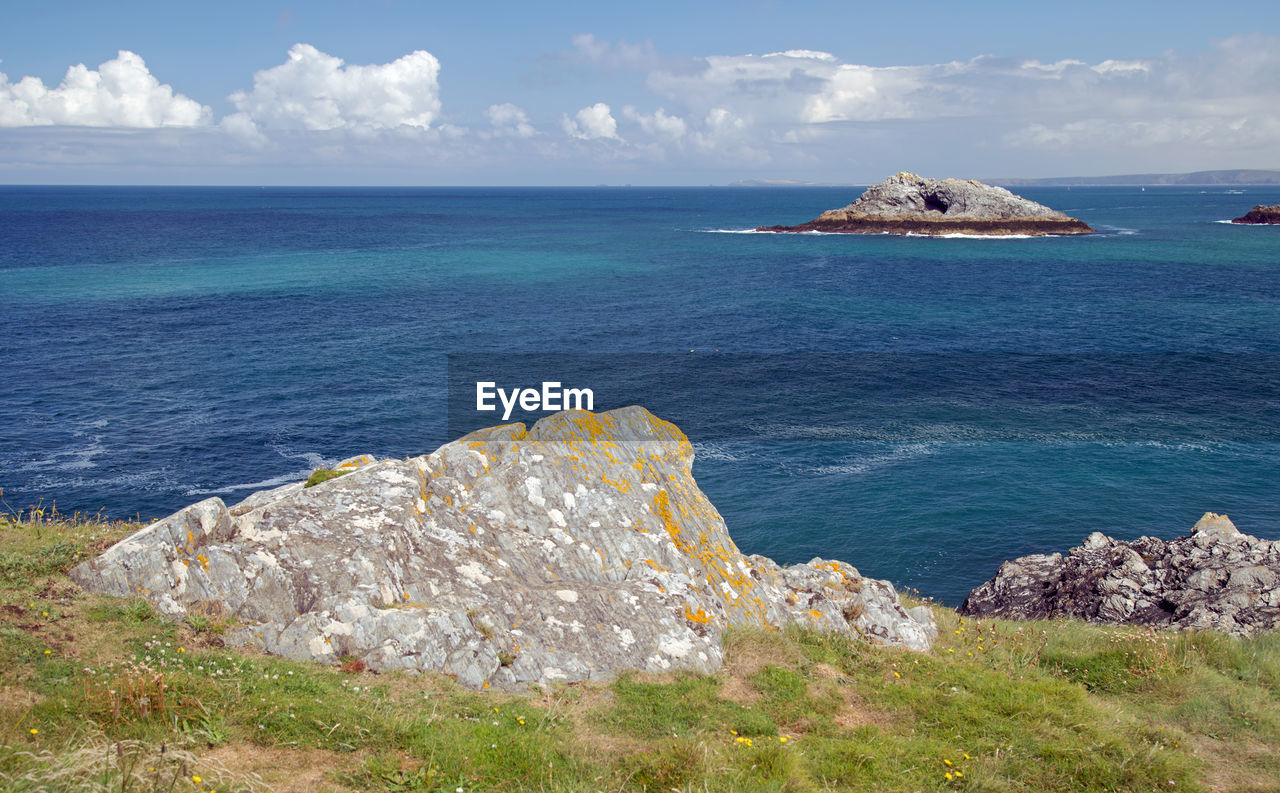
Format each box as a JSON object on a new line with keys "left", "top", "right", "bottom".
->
{"left": 1, "top": 513, "right": 1278, "bottom": 793}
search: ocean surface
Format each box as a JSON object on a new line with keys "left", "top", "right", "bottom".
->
{"left": 2, "top": 184, "right": 1278, "bottom": 604}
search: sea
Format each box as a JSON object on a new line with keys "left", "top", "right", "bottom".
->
{"left": 1, "top": 184, "right": 1278, "bottom": 605}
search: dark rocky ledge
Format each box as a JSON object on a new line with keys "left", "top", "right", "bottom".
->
{"left": 961, "top": 513, "right": 1280, "bottom": 636}
{"left": 757, "top": 172, "right": 1093, "bottom": 236}
{"left": 1231, "top": 204, "right": 1280, "bottom": 224}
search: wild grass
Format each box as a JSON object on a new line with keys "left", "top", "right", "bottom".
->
{"left": 303, "top": 470, "right": 349, "bottom": 488}
{"left": 1, "top": 511, "right": 1278, "bottom": 791}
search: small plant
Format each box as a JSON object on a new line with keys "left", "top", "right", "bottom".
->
{"left": 304, "top": 468, "right": 350, "bottom": 488}
{"left": 467, "top": 609, "right": 495, "bottom": 639}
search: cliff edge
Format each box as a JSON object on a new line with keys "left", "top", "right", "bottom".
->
{"left": 757, "top": 172, "right": 1093, "bottom": 236}
{"left": 69, "top": 406, "right": 935, "bottom": 690}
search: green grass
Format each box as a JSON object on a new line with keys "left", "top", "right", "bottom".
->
{"left": 2, "top": 513, "right": 1279, "bottom": 791}
{"left": 304, "top": 469, "right": 350, "bottom": 488}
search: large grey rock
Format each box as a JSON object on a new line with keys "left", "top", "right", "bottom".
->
{"left": 757, "top": 172, "right": 1092, "bottom": 236}
{"left": 71, "top": 407, "right": 935, "bottom": 689}
{"left": 961, "top": 513, "right": 1280, "bottom": 635}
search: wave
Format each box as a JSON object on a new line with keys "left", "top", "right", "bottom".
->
{"left": 185, "top": 468, "right": 313, "bottom": 496}
{"left": 17, "top": 467, "right": 184, "bottom": 497}
{"left": 691, "top": 441, "right": 750, "bottom": 461}
{"left": 907, "top": 232, "right": 1039, "bottom": 240}
{"left": 795, "top": 443, "right": 939, "bottom": 477}
{"left": 5, "top": 426, "right": 109, "bottom": 473}
{"left": 703, "top": 228, "right": 1074, "bottom": 240}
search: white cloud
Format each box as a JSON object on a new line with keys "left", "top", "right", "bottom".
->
{"left": 0, "top": 50, "right": 210, "bottom": 128}
{"left": 486, "top": 103, "right": 536, "bottom": 138}
{"left": 570, "top": 34, "right": 665, "bottom": 71}
{"left": 4, "top": 34, "right": 1280, "bottom": 183}
{"left": 225, "top": 44, "right": 441, "bottom": 134}
{"left": 562, "top": 102, "right": 620, "bottom": 140}
{"left": 623, "top": 33, "right": 1280, "bottom": 161}
{"left": 622, "top": 106, "right": 686, "bottom": 140}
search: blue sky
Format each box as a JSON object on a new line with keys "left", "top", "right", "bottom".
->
{"left": 2, "top": 0, "right": 1278, "bottom": 184}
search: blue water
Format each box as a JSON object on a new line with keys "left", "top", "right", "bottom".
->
{"left": 2, "top": 185, "right": 1278, "bottom": 604}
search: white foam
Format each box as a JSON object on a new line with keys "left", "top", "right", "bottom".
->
{"left": 705, "top": 228, "right": 1068, "bottom": 239}
{"left": 691, "top": 442, "right": 748, "bottom": 462}
{"left": 909, "top": 232, "right": 1039, "bottom": 240}
{"left": 803, "top": 443, "right": 938, "bottom": 476}
{"left": 22, "top": 468, "right": 183, "bottom": 495}
{"left": 185, "top": 468, "right": 313, "bottom": 496}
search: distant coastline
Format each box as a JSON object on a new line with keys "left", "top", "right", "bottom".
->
{"left": 733, "top": 168, "right": 1280, "bottom": 188}
{"left": 990, "top": 168, "right": 1280, "bottom": 187}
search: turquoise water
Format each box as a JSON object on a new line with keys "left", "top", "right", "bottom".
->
{"left": 1, "top": 185, "right": 1277, "bottom": 603}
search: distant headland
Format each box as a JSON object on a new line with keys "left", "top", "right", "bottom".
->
{"left": 733, "top": 168, "right": 1280, "bottom": 188}
{"left": 992, "top": 169, "right": 1280, "bottom": 187}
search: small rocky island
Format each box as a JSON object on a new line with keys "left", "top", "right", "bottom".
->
{"left": 961, "top": 513, "right": 1280, "bottom": 636}
{"left": 70, "top": 407, "right": 935, "bottom": 690}
{"left": 1231, "top": 204, "right": 1280, "bottom": 224}
{"left": 757, "top": 172, "right": 1093, "bottom": 236}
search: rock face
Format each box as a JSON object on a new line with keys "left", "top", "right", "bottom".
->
{"left": 70, "top": 407, "right": 935, "bottom": 690}
{"left": 961, "top": 513, "right": 1280, "bottom": 635}
{"left": 1232, "top": 204, "right": 1280, "bottom": 224}
{"left": 757, "top": 172, "right": 1092, "bottom": 236}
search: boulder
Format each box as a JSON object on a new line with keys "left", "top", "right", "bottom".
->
{"left": 70, "top": 407, "right": 935, "bottom": 690}
{"left": 961, "top": 513, "right": 1280, "bottom": 635}
{"left": 757, "top": 172, "right": 1092, "bottom": 236}
{"left": 1231, "top": 204, "right": 1280, "bottom": 224}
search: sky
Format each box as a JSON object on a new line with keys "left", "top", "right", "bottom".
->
{"left": 2, "top": 0, "right": 1279, "bottom": 185}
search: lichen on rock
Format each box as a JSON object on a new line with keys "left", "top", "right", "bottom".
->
{"left": 70, "top": 406, "right": 935, "bottom": 690}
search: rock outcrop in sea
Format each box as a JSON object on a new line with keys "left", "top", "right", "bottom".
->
{"left": 960, "top": 513, "right": 1280, "bottom": 636}
{"left": 757, "top": 172, "right": 1093, "bottom": 236}
{"left": 70, "top": 407, "right": 936, "bottom": 690}
{"left": 1231, "top": 204, "right": 1280, "bottom": 224}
